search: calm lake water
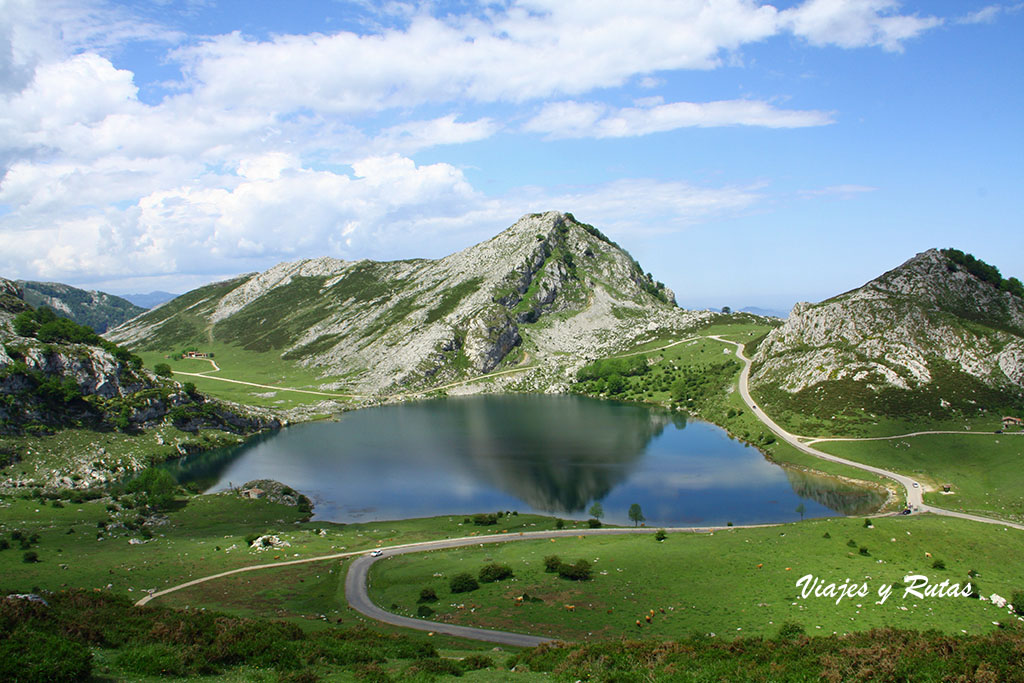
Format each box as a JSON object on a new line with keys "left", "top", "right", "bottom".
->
{"left": 168, "top": 395, "right": 883, "bottom": 526}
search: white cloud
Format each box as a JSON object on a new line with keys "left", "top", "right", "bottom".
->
{"left": 0, "top": 154, "right": 484, "bottom": 282}
{"left": 0, "top": 0, "right": 950, "bottom": 289}
{"left": 524, "top": 99, "right": 834, "bottom": 139}
{"left": 957, "top": 3, "right": 1024, "bottom": 24}
{"left": 372, "top": 115, "right": 499, "bottom": 155}
{"left": 781, "top": 0, "right": 942, "bottom": 52}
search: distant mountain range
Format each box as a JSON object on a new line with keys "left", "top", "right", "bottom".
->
{"left": 121, "top": 291, "right": 179, "bottom": 309}
{"left": 740, "top": 306, "right": 788, "bottom": 319}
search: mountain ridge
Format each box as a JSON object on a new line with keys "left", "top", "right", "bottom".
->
{"left": 108, "top": 212, "right": 707, "bottom": 395}
{"left": 749, "top": 248, "right": 1024, "bottom": 427}
{"left": 18, "top": 281, "right": 146, "bottom": 333}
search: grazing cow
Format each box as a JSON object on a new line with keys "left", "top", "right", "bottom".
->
{"left": 564, "top": 604, "right": 575, "bottom": 612}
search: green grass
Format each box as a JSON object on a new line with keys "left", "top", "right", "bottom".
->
{"left": 815, "top": 434, "right": 1024, "bottom": 523}
{"left": 369, "top": 516, "right": 1024, "bottom": 643}
{"left": 0, "top": 487, "right": 563, "bottom": 609}
{"left": 137, "top": 341, "right": 357, "bottom": 409}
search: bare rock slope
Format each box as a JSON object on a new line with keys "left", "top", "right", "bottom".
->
{"left": 750, "top": 248, "right": 1024, "bottom": 422}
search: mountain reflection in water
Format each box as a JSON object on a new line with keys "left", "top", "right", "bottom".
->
{"left": 167, "top": 395, "right": 879, "bottom": 526}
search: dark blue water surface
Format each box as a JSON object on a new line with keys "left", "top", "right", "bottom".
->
{"left": 168, "top": 395, "right": 882, "bottom": 526}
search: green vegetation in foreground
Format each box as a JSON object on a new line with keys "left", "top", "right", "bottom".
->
{"left": 136, "top": 341, "right": 358, "bottom": 409}
{"left": 816, "top": 434, "right": 1024, "bottom": 523}
{"left": 0, "top": 588, "right": 518, "bottom": 682}
{"left": 508, "top": 627, "right": 1024, "bottom": 682}
{"left": 369, "top": 516, "right": 1024, "bottom": 643}
{"left": 572, "top": 326, "right": 898, "bottom": 503}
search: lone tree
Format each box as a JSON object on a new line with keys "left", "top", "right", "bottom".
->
{"left": 126, "top": 468, "right": 178, "bottom": 511}
{"left": 796, "top": 503, "right": 806, "bottom": 521}
{"left": 628, "top": 503, "right": 645, "bottom": 527}
{"left": 588, "top": 502, "right": 604, "bottom": 520}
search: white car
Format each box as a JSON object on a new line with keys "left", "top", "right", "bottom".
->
{"left": 370, "top": 549, "right": 383, "bottom": 557}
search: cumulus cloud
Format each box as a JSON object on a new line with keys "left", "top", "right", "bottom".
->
{"left": 0, "top": 154, "right": 484, "bottom": 282}
{"left": 524, "top": 99, "right": 834, "bottom": 139}
{"left": 781, "top": 0, "right": 942, "bottom": 52}
{"left": 0, "top": 0, "right": 950, "bottom": 289}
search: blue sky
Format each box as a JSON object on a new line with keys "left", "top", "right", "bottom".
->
{"left": 0, "top": 1, "right": 1021, "bottom": 312}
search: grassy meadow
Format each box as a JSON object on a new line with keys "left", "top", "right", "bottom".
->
{"left": 816, "top": 433, "right": 1024, "bottom": 523}
{"left": 136, "top": 342, "right": 361, "bottom": 410}
{"left": 368, "top": 515, "right": 1024, "bottom": 643}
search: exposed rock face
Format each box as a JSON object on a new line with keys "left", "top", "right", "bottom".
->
{"left": 751, "top": 248, "right": 1024, "bottom": 412}
{"left": 109, "top": 212, "right": 708, "bottom": 394}
{"left": 0, "top": 285, "right": 277, "bottom": 436}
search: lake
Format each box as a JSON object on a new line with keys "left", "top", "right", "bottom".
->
{"left": 168, "top": 395, "right": 883, "bottom": 526}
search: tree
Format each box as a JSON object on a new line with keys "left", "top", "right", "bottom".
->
{"left": 605, "top": 374, "right": 626, "bottom": 395}
{"left": 628, "top": 503, "right": 645, "bottom": 527}
{"left": 795, "top": 503, "right": 805, "bottom": 521}
{"left": 126, "top": 468, "right": 178, "bottom": 511}
{"left": 153, "top": 363, "right": 173, "bottom": 377}
{"left": 722, "top": 306, "right": 732, "bottom": 314}
{"left": 588, "top": 502, "right": 604, "bottom": 520}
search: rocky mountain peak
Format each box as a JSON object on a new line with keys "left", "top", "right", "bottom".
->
{"left": 108, "top": 212, "right": 701, "bottom": 395}
{"left": 751, "top": 247, "right": 1024, "bottom": 423}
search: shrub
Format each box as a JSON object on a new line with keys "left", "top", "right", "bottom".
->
{"left": 449, "top": 573, "right": 479, "bottom": 594}
{"left": 0, "top": 626, "right": 92, "bottom": 682}
{"left": 23, "top": 550, "right": 39, "bottom": 563}
{"left": 471, "top": 513, "right": 498, "bottom": 526}
{"left": 859, "top": 546, "right": 869, "bottom": 556}
{"left": 417, "top": 587, "right": 438, "bottom": 603}
{"left": 776, "top": 622, "right": 805, "bottom": 639}
{"left": 460, "top": 654, "right": 494, "bottom": 671}
{"left": 153, "top": 363, "right": 173, "bottom": 377}
{"left": 932, "top": 558, "right": 946, "bottom": 570}
{"left": 655, "top": 529, "right": 667, "bottom": 542}
{"left": 586, "top": 518, "right": 602, "bottom": 528}
{"left": 479, "top": 563, "right": 514, "bottom": 583}
{"left": 822, "top": 532, "right": 831, "bottom": 539}
{"left": 407, "top": 658, "right": 463, "bottom": 677}
{"left": 557, "top": 559, "right": 593, "bottom": 581}
{"left": 1010, "top": 590, "right": 1024, "bottom": 615}
{"left": 847, "top": 539, "right": 857, "bottom": 548}
{"left": 416, "top": 605, "right": 435, "bottom": 618}
{"left": 115, "top": 643, "right": 187, "bottom": 677}
{"left": 554, "top": 519, "right": 565, "bottom": 529}
{"left": 544, "top": 555, "right": 562, "bottom": 573}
